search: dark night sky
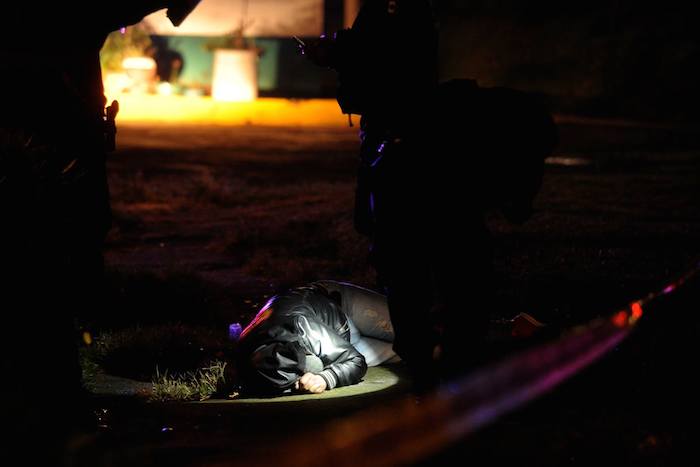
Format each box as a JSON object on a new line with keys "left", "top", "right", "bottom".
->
{"left": 437, "top": 0, "right": 700, "bottom": 121}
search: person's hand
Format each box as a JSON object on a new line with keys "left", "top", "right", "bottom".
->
{"left": 295, "top": 372, "right": 327, "bottom": 394}
{"left": 300, "top": 36, "right": 335, "bottom": 67}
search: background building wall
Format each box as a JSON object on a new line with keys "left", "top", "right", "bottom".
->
{"left": 438, "top": 0, "right": 700, "bottom": 121}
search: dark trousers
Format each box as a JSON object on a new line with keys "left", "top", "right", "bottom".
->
{"left": 1, "top": 140, "right": 109, "bottom": 463}
{"left": 355, "top": 129, "right": 495, "bottom": 385}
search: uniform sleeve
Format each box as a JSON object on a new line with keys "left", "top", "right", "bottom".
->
{"left": 296, "top": 316, "right": 367, "bottom": 390}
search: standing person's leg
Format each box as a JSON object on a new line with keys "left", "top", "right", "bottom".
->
{"left": 2, "top": 201, "right": 91, "bottom": 465}
{"left": 385, "top": 259, "right": 439, "bottom": 390}
{"left": 432, "top": 220, "right": 495, "bottom": 380}
{"left": 376, "top": 135, "right": 440, "bottom": 391}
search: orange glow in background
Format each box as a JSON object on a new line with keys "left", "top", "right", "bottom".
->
{"left": 103, "top": 92, "right": 347, "bottom": 126}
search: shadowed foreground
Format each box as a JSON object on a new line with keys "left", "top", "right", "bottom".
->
{"left": 72, "top": 119, "right": 700, "bottom": 466}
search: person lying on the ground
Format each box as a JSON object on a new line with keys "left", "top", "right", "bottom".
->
{"left": 227, "top": 280, "right": 544, "bottom": 396}
{"left": 231, "top": 280, "right": 399, "bottom": 396}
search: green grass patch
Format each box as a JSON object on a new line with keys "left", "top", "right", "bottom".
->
{"left": 150, "top": 360, "right": 228, "bottom": 402}
{"left": 80, "top": 323, "right": 230, "bottom": 383}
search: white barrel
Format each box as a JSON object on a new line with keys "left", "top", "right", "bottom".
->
{"left": 211, "top": 48, "right": 258, "bottom": 102}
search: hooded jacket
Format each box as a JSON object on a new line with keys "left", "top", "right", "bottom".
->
{"left": 234, "top": 282, "right": 367, "bottom": 394}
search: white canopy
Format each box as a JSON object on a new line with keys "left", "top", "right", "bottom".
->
{"left": 143, "top": 0, "right": 324, "bottom": 37}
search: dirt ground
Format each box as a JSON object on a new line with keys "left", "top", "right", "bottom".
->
{"left": 102, "top": 120, "right": 700, "bottom": 327}
{"left": 83, "top": 119, "right": 700, "bottom": 466}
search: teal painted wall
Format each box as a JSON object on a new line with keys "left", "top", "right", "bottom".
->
{"left": 153, "top": 35, "right": 334, "bottom": 96}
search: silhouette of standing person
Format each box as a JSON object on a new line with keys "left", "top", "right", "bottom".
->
{"left": 302, "top": 0, "right": 446, "bottom": 391}
{"left": 0, "top": 1, "right": 201, "bottom": 464}
{"left": 302, "top": 1, "right": 557, "bottom": 392}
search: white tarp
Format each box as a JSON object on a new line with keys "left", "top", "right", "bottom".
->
{"left": 143, "top": 0, "right": 323, "bottom": 37}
